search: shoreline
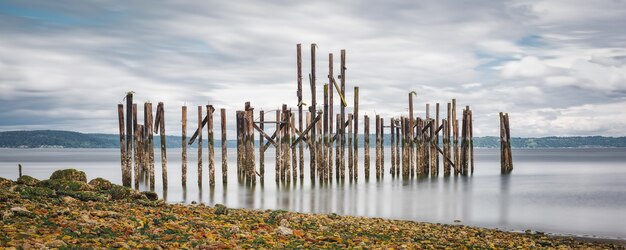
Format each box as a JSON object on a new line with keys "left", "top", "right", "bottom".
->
{"left": 2, "top": 169, "right": 625, "bottom": 249}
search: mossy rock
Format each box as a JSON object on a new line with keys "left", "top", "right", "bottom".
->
{"left": 17, "top": 186, "right": 57, "bottom": 199}
{"left": 59, "top": 190, "right": 109, "bottom": 202}
{"left": 39, "top": 179, "right": 92, "bottom": 192}
{"left": 0, "top": 177, "right": 14, "bottom": 189}
{"left": 140, "top": 191, "right": 158, "bottom": 201}
{"left": 105, "top": 185, "right": 138, "bottom": 200}
{"left": 88, "top": 178, "right": 113, "bottom": 190}
{"left": 17, "top": 175, "right": 40, "bottom": 186}
{"left": 49, "top": 169, "right": 87, "bottom": 183}
{"left": 215, "top": 204, "right": 228, "bottom": 215}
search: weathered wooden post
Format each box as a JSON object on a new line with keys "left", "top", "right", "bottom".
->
{"left": 401, "top": 117, "right": 407, "bottom": 177}
{"left": 469, "top": 109, "right": 474, "bottom": 174}
{"left": 445, "top": 103, "right": 451, "bottom": 176}
{"left": 124, "top": 93, "right": 133, "bottom": 187}
{"left": 316, "top": 111, "right": 323, "bottom": 181}
{"left": 182, "top": 106, "right": 187, "bottom": 187}
{"left": 395, "top": 119, "right": 400, "bottom": 174}
{"left": 340, "top": 49, "right": 346, "bottom": 179}
{"left": 259, "top": 110, "right": 265, "bottom": 182}
{"left": 353, "top": 87, "right": 359, "bottom": 180}
{"left": 291, "top": 113, "right": 298, "bottom": 181}
{"left": 310, "top": 44, "right": 317, "bottom": 178}
{"left": 132, "top": 104, "right": 139, "bottom": 189}
{"left": 197, "top": 106, "right": 203, "bottom": 187}
{"left": 408, "top": 93, "right": 415, "bottom": 178}
{"left": 306, "top": 111, "right": 312, "bottom": 179}
{"left": 336, "top": 114, "right": 342, "bottom": 179}
{"left": 452, "top": 99, "right": 459, "bottom": 175}
{"left": 283, "top": 105, "right": 291, "bottom": 181}
{"left": 276, "top": 109, "right": 282, "bottom": 182}
{"left": 380, "top": 117, "right": 385, "bottom": 178}
{"left": 375, "top": 115, "right": 381, "bottom": 179}
{"left": 155, "top": 102, "right": 167, "bottom": 188}
{"left": 324, "top": 84, "right": 329, "bottom": 182}
{"left": 207, "top": 105, "right": 215, "bottom": 187}
{"left": 500, "top": 112, "right": 513, "bottom": 174}
{"left": 146, "top": 103, "right": 155, "bottom": 190}
{"left": 236, "top": 111, "right": 242, "bottom": 176}
{"left": 246, "top": 105, "right": 256, "bottom": 184}
{"left": 348, "top": 113, "right": 354, "bottom": 180}
{"left": 221, "top": 108, "right": 227, "bottom": 184}
{"left": 297, "top": 44, "right": 304, "bottom": 181}
{"left": 328, "top": 53, "right": 334, "bottom": 181}
{"left": 364, "top": 115, "right": 370, "bottom": 180}
{"left": 416, "top": 118, "right": 424, "bottom": 176}
{"left": 390, "top": 118, "right": 395, "bottom": 176}
{"left": 117, "top": 104, "right": 127, "bottom": 185}
{"left": 435, "top": 103, "right": 440, "bottom": 175}
{"left": 18, "top": 164, "right": 22, "bottom": 178}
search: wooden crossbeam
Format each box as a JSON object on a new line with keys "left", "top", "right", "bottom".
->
{"left": 331, "top": 119, "right": 351, "bottom": 142}
{"left": 291, "top": 112, "right": 322, "bottom": 148}
{"left": 188, "top": 114, "right": 208, "bottom": 144}
{"left": 252, "top": 122, "right": 277, "bottom": 147}
{"left": 435, "top": 144, "right": 455, "bottom": 168}
{"left": 261, "top": 122, "right": 287, "bottom": 151}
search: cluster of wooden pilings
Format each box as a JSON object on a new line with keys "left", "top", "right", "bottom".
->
{"left": 115, "top": 44, "right": 515, "bottom": 189}
{"left": 116, "top": 93, "right": 166, "bottom": 191}
{"left": 500, "top": 112, "right": 513, "bottom": 174}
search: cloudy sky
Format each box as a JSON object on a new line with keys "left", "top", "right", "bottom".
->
{"left": 0, "top": 0, "right": 625, "bottom": 138}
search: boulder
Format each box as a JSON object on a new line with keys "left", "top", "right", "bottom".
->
{"left": 39, "top": 179, "right": 92, "bottom": 192}
{"left": 215, "top": 204, "right": 228, "bottom": 215}
{"left": 17, "top": 175, "right": 40, "bottom": 186}
{"left": 140, "top": 191, "right": 158, "bottom": 201}
{"left": 49, "top": 169, "right": 87, "bottom": 183}
{"left": 88, "top": 178, "right": 113, "bottom": 190}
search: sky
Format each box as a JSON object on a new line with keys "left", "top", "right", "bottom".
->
{"left": 0, "top": 0, "right": 625, "bottom": 138}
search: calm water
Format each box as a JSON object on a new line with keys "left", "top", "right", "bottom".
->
{"left": 1, "top": 148, "right": 625, "bottom": 239}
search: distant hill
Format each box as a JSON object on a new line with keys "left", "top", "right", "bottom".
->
{"left": 0, "top": 130, "right": 625, "bottom": 148}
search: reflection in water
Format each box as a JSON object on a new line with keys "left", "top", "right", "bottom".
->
{"left": 1, "top": 148, "right": 626, "bottom": 239}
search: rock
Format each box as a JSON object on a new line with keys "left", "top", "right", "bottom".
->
{"left": 63, "top": 191, "right": 109, "bottom": 202}
{"left": 62, "top": 196, "right": 78, "bottom": 203}
{"left": 46, "top": 239, "right": 67, "bottom": 248}
{"left": 50, "top": 169, "right": 87, "bottom": 183}
{"left": 40, "top": 179, "right": 92, "bottom": 192}
{"left": 88, "top": 178, "right": 113, "bottom": 190}
{"left": 91, "top": 210, "right": 121, "bottom": 218}
{"left": 81, "top": 213, "right": 97, "bottom": 224}
{"left": 280, "top": 219, "right": 290, "bottom": 228}
{"left": 0, "top": 177, "right": 14, "bottom": 189}
{"left": 215, "top": 204, "right": 228, "bottom": 215}
{"left": 141, "top": 191, "right": 159, "bottom": 201}
{"left": 106, "top": 185, "right": 136, "bottom": 200}
{"left": 17, "top": 186, "right": 57, "bottom": 199}
{"left": 10, "top": 206, "right": 33, "bottom": 217}
{"left": 17, "top": 175, "right": 40, "bottom": 186}
{"left": 276, "top": 226, "right": 293, "bottom": 235}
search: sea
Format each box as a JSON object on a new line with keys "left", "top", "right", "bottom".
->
{"left": 1, "top": 147, "right": 625, "bottom": 239}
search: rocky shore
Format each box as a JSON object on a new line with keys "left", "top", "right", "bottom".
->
{"left": 0, "top": 169, "right": 623, "bottom": 249}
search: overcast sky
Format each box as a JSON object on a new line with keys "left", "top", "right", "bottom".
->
{"left": 1, "top": 0, "right": 625, "bottom": 138}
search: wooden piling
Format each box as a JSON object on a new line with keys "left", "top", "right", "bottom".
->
{"left": 434, "top": 103, "right": 440, "bottom": 176}
{"left": 445, "top": 103, "right": 451, "bottom": 176}
{"left": 133, "top": 104, "right": 139, "bottom": 189}
{"left": 117, "top": 104, "right": 127, "bottom": 186}
{"left": 380, "top": 117, "right": 385, "bottom": 178}
{"left": 328, "top": 53, "right": 334, "bottom": 181}
{"left": 306, "top": 112, "right": 312, "bottom": 179}
{"left": 207, "top": 105, "right": 215, "bottom": 187}
{"left": 291, "top": 113, "right": 298, "bottom": 181}
{"left": 340, "top": 49, "right": 346, "bottom": 179}
{"left": 390, "top": 118, "right": 395, "bottom": 176}
{"left": 452, "top": 99, "right": 458, "bottom": 175}
{"left": 18, "top": 164, "right": 22, "bottom": 178}
{"left": 182, "top": 106, "right": 187, "bottom": 187}
{"left": 324, "top": 84, "right": 329, "bottom": 182}
{"left": 310, "top": 44, "right": 317, "bottom": 178}
{"left": 375, "top": 115, "right": 381, "bottom": 179}
{"left": 469, "top": 109, "right": 474, "bottom": 174}
{"left": 408, "top": 93, "right": 414, "bottom": 178}
{"left": 348, "top": 113, "right": 354, "bottom": 180}
{"left": 364, "top": 115, "right": 370, "bottom": 180}
{"left": 246, "top": 106, "right": 256, "bottom": 184}
{"left": 277, "top": 110, "right": 282, "bottom": 182}
{"left": 145, "top": 103, "right": 155, "bottom": 190}
{"left": 156, "top": 102, "right": 167, "bottom": 188}
{"left": 283, "top": 105, "right": 291, "bottom": 181}
{"left": 297, "top": 44, "right": 304, "bottom": 181}
{"left": 221, "top": 108, "right": 227, "bottom": 184}
{"left": 316, "top": 111, "right": 323, "bottom": 182}
{"left": 401, "top": 117, "right": 407, "bottom": 177}
{"left": 353, "top": 87, "right": 359, "bottom": 180}
{"left": 123, "top": 93, "right": 133, "bottom": 187}
{"left": 395, "top": 119, "right": 400, "bottom": 174}
{"left": 336, "top": 114, "right": 342, "bottom": 179}
{"left": 259, "top": 110, "right": 265, "bottom": 182}
{"left": 198, "top": 106, "right": 203, "bottom": 187}
{"left": 416, "top": 118, "right": 424, "bottom": 176}
{"left": 500, "top": 112, "right": 513, "bottom": 174}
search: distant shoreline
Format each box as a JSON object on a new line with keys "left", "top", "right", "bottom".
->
{"left": 1, "top": 130, "right": 626, "bottom": 149}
